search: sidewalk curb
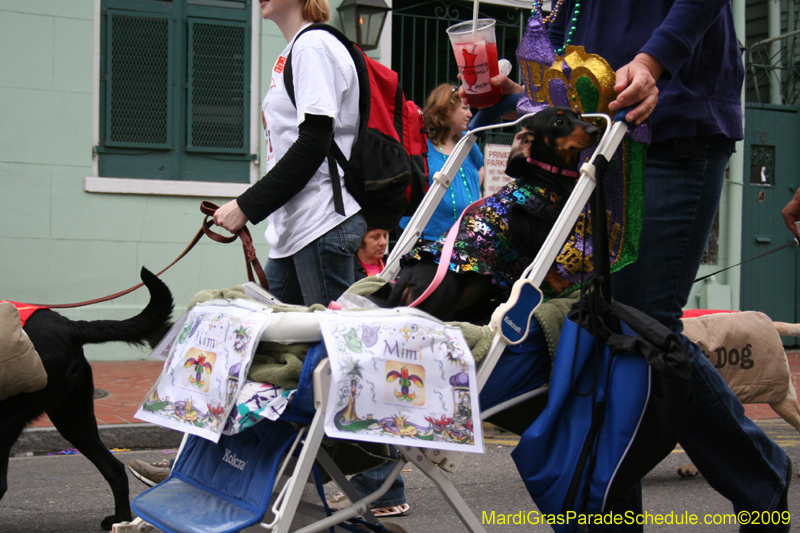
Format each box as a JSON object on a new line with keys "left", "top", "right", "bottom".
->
{"left": 12, "top": 423, "right": 184, "bottom": 456}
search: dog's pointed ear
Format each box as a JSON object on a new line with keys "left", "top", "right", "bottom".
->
{"left": 522, "top": 126, "right": 536, "bottom": 142}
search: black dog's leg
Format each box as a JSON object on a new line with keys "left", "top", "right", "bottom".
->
{"left": 0, "top": 418, "right": 29, "bottom": 505}
{"left": 45, "top": 365, "right": 132, "bottom": 531}
{"left": 0, "top": 387, "right": 47, "bottom": 504}
{"left": 388, "top": 261, "right": 472, "bottom": 321}
{"left": 388, "top": 261, "right": 497, "bottom": 324}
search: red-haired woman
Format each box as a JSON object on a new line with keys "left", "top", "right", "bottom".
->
{"left": 400, "top": 83, "right": 484, "bottom": 241}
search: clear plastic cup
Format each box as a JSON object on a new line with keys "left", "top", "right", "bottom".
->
{"left": 447, "top": 19, "right": 503, "bottom": 108}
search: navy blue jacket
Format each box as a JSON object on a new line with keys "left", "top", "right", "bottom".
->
{"left": 548, "top": 0, "right": 744, "bottom": 149}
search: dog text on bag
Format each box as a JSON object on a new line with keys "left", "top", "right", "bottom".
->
{"left": 711, "top": 344, "right": 754, "bottom": 370}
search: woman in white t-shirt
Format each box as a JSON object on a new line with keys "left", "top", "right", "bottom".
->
{"left": 214, "top": 0, "right": 365, "bottom": 306}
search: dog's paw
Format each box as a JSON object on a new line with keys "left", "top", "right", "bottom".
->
{"left": 677, "top": 463, "right": 699, "bottom": 478}
{"left": 102, "top": 511, "right": 132, "bottom": 531}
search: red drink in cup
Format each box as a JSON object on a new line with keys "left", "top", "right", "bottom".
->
{"left": 447, "top": 19, "right": 503, "bottom": 108}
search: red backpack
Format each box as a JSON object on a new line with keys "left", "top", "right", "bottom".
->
{"left": 285, "top": 24, "right": 429, "bottom": 230}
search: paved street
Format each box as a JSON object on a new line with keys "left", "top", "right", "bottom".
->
{"left": 2, "top": 419, "right": 799, "bottom": 532}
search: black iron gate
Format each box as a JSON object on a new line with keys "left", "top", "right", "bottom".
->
{"left": 391, "top": 0, "right": 524, "bottom": 106}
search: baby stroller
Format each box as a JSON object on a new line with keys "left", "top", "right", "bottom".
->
{"left": 111, "top": 108, "right": 633, "bottom": 533}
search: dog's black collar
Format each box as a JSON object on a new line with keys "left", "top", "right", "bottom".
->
{"left": 526, "top": 157, "right": 579, "bottom": 178}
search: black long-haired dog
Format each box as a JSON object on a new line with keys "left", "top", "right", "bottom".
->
{"left": 388, "top": 107, "right": 601, "bottom": 322}
{"left": 0, "top": 268, "right": 173, "bottom": 530}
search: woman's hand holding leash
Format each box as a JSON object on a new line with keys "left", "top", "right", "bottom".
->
{"left": 213, "top": 199, "right": 249, "bottom": 233}
{"left": 202, "top": 201, "right": 269, "bottom": 288}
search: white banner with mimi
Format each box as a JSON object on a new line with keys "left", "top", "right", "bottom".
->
{"left": 135, "top": 300, "right": 273, "bottom": 443}
{"left": 319, "top": 310, "right": 483, "bottom": 453}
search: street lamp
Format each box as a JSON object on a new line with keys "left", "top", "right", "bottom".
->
{"left": 337, "top": 0, "right": 391, "bottom": 51}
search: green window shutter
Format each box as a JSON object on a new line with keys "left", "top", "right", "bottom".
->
{"left": 99, "top": 0, "right": 252, "bottom": 183}
{"left": 186, "top": 19, "right": 249, "bottom": 153}
{"left": 104, "top": 11, "right": 174, "bottom": 148}
{"left": 188, "top": 0, "right": 248, "bottom": 8}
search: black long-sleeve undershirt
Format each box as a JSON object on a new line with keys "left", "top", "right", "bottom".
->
{"left": 236, "top": 114, "right": 334, "bottom": 224}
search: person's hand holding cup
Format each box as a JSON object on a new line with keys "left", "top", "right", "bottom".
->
{"left": 457, "top": 72, "right": 524, "bottom": 115}
{"left": 447, "top": 19, "right": 504, "bottom": 108}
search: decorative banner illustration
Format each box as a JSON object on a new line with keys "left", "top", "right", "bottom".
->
{"left": 135, "top": 300, "right": 274, "bottom": 443}
{"left": 319, "top": 311, "right": 484, "bottom": 453}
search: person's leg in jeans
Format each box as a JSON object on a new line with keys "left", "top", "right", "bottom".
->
{"left": 292, "top": 213, "right": 366, "bottom": 306}
{"left": 265, "top": 255, "right": 304, "bottom": 305}
{"left": 265, "top": 213, "right": 367, "bottom": 307}
{"left": 347, "top": 445, "right": 407, "bottom": 509}
{"left": 591, "top": 139, "right": 789, "bottom": 532}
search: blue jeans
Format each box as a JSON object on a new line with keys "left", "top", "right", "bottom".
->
{"left": 347, "top": 445, "right": 407, "bottom": 507}
{"left": 591, "top": 138, "right": 789, "bottom": 531}
{"left": 264, "top": 213, "right": 366, "bottom": 307}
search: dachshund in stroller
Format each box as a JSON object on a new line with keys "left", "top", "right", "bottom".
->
{"left": 388, "top": 107, "right": 601, "bottom": 322}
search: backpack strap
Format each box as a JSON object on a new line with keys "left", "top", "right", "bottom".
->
{"left": 283, "top": 23, "right": 368, "bottom": 217}
{"left": 327, "top": 151, "right": 345, "bottom": 216}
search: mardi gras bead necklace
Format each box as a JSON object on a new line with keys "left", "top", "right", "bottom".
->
{"left": 436, "top": 141, "right": 474, "bottom": 222}
{"left": 531, "top": 0, "right": 581, "bottom": 55}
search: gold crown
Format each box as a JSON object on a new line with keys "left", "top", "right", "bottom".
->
{"left": 522, "top": 45, "right": 617, "bottom": 115}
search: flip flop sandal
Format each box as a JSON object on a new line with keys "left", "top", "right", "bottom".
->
{"left": 370, "top": 504, "right": 410, "bottom": 517}
{"left": 327, "top": 494, "right": 410, "bottom": 517}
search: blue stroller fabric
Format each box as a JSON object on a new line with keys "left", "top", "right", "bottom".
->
{"left": 511, "top": 294, "right": 692, "bottom": 532}
{"left": 278, "top": 342, "right": 327, "bottom": 423}
{"left": 479, "top": 317, "right": 550, "bottom": 411}
{"left": 132, "top": 419, "right": 299, "bottom": 533}
{"left": 131, "top": 343, "right": 328, "bottom": 533}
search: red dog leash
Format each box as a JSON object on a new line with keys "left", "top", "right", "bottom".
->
{"left": 28, "top": 202, "right": 268, "bottom": 309}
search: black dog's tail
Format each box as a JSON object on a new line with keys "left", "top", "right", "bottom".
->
{"left": 69, "top": 267, "right": 174, "bottom": 347}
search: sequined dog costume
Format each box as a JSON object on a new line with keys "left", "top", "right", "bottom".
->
{"left": 412, "top": 178, "right": 574, "bottom": 298}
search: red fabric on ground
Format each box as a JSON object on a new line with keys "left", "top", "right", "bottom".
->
{"left": 681, "top": 309, "right": 738, "bottom": 319}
